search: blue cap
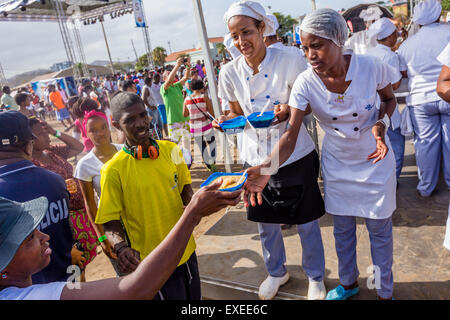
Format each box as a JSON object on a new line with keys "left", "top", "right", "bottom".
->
{"left": 0, "top": 196, "right": 48, "bottom": 272}
{"left": 0, "top": 111, "right": 35, "bottom": 147}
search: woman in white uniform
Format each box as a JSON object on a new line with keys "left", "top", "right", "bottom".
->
{"left": 214, "top": 1, "right": 327, "bottom": 300}
{"left": 397, "top": 0, "right": 450, "bottom": 197}
{"left": 244, "top": 8, "right": 398, "bottom": 300}
{"left": 366, "top": 18, "right": 406, "bottom": 181}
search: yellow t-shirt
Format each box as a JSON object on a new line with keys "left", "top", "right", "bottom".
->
{"left": 96, "top": 140, "right": 195, "bottom": 266}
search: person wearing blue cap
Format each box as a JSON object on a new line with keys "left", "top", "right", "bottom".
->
{"left": 0, "top": 111, "right": 74, "bottom": 285}
{"left": 0, "top": 179, "right": 241, "bottom": 299}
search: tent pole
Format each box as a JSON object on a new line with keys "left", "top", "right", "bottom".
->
{"left": 100, "top": 19, "right": 115, "bottom": 75}
{"left": 192, "top": 0, "right": 232, "bottom": 172}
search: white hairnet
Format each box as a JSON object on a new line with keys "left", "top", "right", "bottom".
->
{"left": 265, "top": 13, "right": 279, "bottom": 36}
{"left": 359, "top": 5, "right": 383, "bottom": 22}
{"left": 413, "top": 0, "right": 442, "bottom": 26}
{"left": 300, "top": 8, "right": 349, "bottom": 48}
{"left": 368, "top": 17, "right": 397, "bottom": 41}
{"left": 223, "top": 1, "right": 276, "bottom": 37}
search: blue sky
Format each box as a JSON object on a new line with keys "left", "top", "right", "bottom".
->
{"left": 0, "top": 0, "right": 374, "bottom": 77}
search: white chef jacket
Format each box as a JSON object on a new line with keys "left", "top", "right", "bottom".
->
{"left": 345, "top": 30, "right": 378, "bottom": 55}
{"left": 218, "top": 47, "right": 315, "bottom": 167}
{"left": 366, "top": 43, "right": 404, "bottom": 130}
{"left": 437, "top": 43, "right": 450, "bottom": 67}
{"left": 289, "top": 52, "right": 397, "bottom": 219}
{"left": 397, "top": 23, "right": 450, "bottom": 106}
{"left": 268, "top": 41, "right": 305, "bottom": 58}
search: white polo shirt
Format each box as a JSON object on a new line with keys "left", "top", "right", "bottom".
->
{"left": 397, "top": 23, "right": 450, "bottom": 106}
{"left": 218, "top": 47, "right": 315, "bottom": 167}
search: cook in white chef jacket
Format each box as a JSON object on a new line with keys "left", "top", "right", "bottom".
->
{"left": 245, "top": 8, "right": 398, "bottom": 300}
{"left": 263, "top": 13, "right": 315, "bottom": 136}
{"left": 436, "top": 43, "right": 450, "bottom": 251}
{"left": 344, "top": 5, "right": 381, "bottom": 54}
{"left": 366, "top": 18, "right": 406, "bottom": 181}
{"left": 397, "top": 0, "right": 450, "bottom": 197}
{"left": 214, "top": 0, "right": 327, "bottom": 301}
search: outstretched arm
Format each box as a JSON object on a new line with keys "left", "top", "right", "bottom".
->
{"left": 60, "top": 180, "right": 241, "bottom": 300}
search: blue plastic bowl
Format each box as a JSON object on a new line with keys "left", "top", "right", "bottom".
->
{"left": 247, "top": 110, "right": 276, "bottom": 128}
{"left": 200, "top": 172, "right": 248, "bottom": 192}
{"left": 219, "top": 116, "right": 247, "bottom": 134}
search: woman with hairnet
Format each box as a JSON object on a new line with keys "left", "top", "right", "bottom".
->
{"left": 344, "top": 5, "right": 382, "bottom": 54}
{"left": 397, "top": 0, "right": 450, "bottom": 198}
{"left": 213, "top": 0, "right": 327, "bottom": 300}
{"left": 366, "top": 18, "right": 407, "bottom": 181}
{"left": 244, "top": 8, "right": 398, "bottom": 300}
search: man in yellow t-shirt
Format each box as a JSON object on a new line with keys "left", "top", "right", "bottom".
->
{"left": 96, "top": 92, "right": 197, "bottom": 300}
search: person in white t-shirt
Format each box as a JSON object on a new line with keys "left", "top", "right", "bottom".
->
{"left": 0, "top": 184, "right": 241, "bottom": 299}
{"left": 151, "top": 73, "right": 168, "bottom": 137}
{"left": 366, "top": 18, "right": 406, "bottom": 181}
{"left": 214, "top": 1, "right": 326, "bottom": 301}
{"left": 73, "top": 110, "right": 121, "bottom": 273}
{"left": 142, "top": 77, "right": 163, "bottom": 137}
{"left": 397, "top": 0, "right": 450, "bottom": 197}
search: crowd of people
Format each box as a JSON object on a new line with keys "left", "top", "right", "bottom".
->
{"left": 0, "top": 0, "right": 449, "bottom": 301}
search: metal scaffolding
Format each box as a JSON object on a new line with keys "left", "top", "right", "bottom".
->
{"left": 50, "top": 0, "right": 82, "bottom": 82}
{"left": 0, "top": 62, "right": 7, "bottom": 87}
{"left": 138, "top": 0, "right": 155, "bottom": 70}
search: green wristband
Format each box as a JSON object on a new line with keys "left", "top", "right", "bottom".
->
{"left": 54, "top": 130, "right": 61, "bottom": 138}
{"left": 98, "top": 235, "right": 107, "bottom": 243}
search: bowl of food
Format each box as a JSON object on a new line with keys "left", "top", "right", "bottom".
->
{"left": 247, "top": 110, "right": 276, "bottom": 128}
{"left": 200, "top": 172, "right": 248, "bottom": 192}
{"left": 219, "top": 116, "right": 247, "bottom": 134}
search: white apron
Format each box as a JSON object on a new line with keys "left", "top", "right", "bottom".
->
{"left": 318, "top": 91, "right": 397, "bottom": 219}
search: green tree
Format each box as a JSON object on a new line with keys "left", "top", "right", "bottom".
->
{"left": 135, "top": 54, "right": 149, "bottom": 70}
{"left": 153, "top": 46, "right": 168, "bottom": 67}
{"left": 442, "top": 0, "right": 450, "bottom": 11}
{"left": 216, "top": 43, "right": 226, "bottom": 59}
{"left": 273, "top": 12, "right": 299, "bottom": 37}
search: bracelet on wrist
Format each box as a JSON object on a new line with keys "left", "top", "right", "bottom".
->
{"left": 54, "top": 130, "right": 61, "bottom": 138}
{"left": 98, "top": 235, "right": 107, "bottom": 243}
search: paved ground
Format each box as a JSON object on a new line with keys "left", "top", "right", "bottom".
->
{"left": 78, "top": 106, "right": 449, "bottom": 300}
{"left": 195, "top": 112, "right": 450, "bottom": 300}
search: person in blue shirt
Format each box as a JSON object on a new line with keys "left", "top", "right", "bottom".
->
{"left": 0, "top": 111, "right": 74, "bottom": 284}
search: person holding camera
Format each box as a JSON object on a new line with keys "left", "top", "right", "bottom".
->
{"left": 160, "top": 57, "right": 191, "bottom": 150}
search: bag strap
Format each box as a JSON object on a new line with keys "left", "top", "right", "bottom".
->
{"left": 188, "top": 95, "right": 215, "bottom": 122}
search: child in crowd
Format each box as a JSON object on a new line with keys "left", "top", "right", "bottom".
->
{"left": 71, "top": 98, "right": 100, "bottom": 152}
{"left": 183, "top": 79, "right": 216, "bottom": 171}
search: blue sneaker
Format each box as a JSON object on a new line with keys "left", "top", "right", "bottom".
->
{"left": 325, "top": 285, "right": 359, "bottom": 300}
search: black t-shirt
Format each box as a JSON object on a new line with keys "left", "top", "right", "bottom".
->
{"left": 0, "top": 160, "right": 73, "bottom": 284}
